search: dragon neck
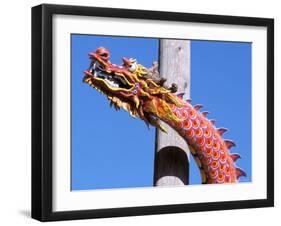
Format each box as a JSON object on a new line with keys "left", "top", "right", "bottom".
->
{"left": 149, "top": 95, "right": 240, "bottom": 184}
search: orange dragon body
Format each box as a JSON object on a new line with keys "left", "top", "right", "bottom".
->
{"left": 83, "top": 47, "right": 246, "bottom": 184}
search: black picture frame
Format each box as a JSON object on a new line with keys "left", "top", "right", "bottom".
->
{"left": 32, "top": 3, "right": 274, "bottom": 222}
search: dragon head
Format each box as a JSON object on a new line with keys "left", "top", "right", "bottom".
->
{"left": 83, "top": 47, "right": 184, "bottom": 132}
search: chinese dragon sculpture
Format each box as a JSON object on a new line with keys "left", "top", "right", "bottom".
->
{"left": 83, "top": 47, "right": 246, "bottom": 184}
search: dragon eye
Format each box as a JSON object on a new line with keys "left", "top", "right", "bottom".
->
{"left": 129, "top": 63, "right": 136, "bottom": 72}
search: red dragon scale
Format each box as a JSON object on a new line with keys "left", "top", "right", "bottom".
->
{"left": 159, "top": 100, "right": 241, "bottom": 183}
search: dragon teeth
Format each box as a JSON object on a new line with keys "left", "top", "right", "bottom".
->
{"left": 105, "top": 79, "right": 119, "bottom": 88}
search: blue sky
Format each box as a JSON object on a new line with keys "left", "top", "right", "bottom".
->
{"left": 71, "top": 34, "right": 251, "bottom": 190}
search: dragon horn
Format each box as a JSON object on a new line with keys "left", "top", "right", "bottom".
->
{"left": 122, "top": 57, "right": 131, "bottom": 65}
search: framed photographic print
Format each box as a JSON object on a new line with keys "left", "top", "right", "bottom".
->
{"left": 32, "top": 4, "right": 274, "bottom": 221}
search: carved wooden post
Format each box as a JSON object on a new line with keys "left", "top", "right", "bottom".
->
{"left": 154, "top": 39, "right": 191, "bottom": 186}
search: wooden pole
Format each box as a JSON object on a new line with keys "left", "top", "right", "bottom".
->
{"left": 154, "top": 39, "right": 191, "bottom": 186}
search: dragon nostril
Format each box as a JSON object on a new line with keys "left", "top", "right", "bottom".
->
{"left": 100, "top": 53, "right": 108, "bottom": 57}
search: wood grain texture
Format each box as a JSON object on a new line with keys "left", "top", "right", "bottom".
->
{"left": 154, "top": 39, "right": 191, "bottom": 186}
